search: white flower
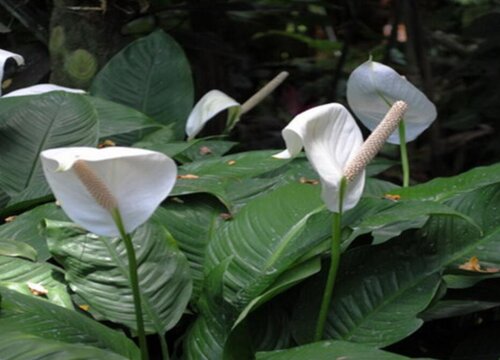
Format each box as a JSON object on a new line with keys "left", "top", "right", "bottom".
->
{"left": 0, "top": 49, "right": 25, "bottom": 95}
{"left": 347, "top": 59, "right": 437, "bottom": 144}
{"left": 40, "top": 147, "right": 177, "bottom": 237}
{"left": 3, "top": 84, "right": 85, "bottom": 97}
{"left": 185, "top": 90, "right": 241, "bottom": 140}
{"left": 274, "top": 104, "right": 365, "bottom": 212}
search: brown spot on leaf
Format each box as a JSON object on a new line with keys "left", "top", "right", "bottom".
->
{"left": 227, "top": 160, "right": 236, "bottom": 166}
{"left": 384, "top": 194, "right": 401, "bottom": 201}
{"left": 4, "top": 216, "right": 16, "bottom": 223}
{"left": 27, "top": 282, "right": 48, "bottom": 296}
{"left": 98, "top": 139, "right": 116, "bottom": 148}
{"left": 177, "top": 174, "right": 199, "bottom": 180}
{"left": 199, "top": 146, "right": 212, "bottom": 155}
{"left": 220, "top": 213, "right": 233, "bottom": 221}
{"left": 299, "top": 177, "right": 319, "bottom": 185}
{"left": 459, "top": 256, "right": 500, "bottom": 273}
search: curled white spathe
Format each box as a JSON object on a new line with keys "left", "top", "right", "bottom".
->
{"left": 0, "top": 49, "right": 25, "bottom": 96}
{"left": 274, "top": 103, "right": 365, "bottom": 212}
{"left": 347, "top": 59, "right": 437, "bottom": 144}
{"left": 40, "top": 147, "right": 177, "bottom": 237}
{"left": 185, "top": 90, "right": 240, "bottom": 140}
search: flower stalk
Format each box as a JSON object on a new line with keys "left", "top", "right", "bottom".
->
{"left": 314, "top": 100, "right": 408, "bottom": 341}
{"left": 73, "top": 160, "right": 150, "bottom": 360}
{"left": 240, "top": 71, "right": 289, "bottom": 114}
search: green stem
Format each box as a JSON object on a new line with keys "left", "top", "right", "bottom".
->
{"left": 398, "top": 121, "right": 410, "bottom": 187}
{"left": 314, "top": 178, "right": 347, "bottom": 341}
{"left": 111, "top": 209, "right": 149, "bottom": 360}
{"left": 159, "top": 333, "right": 170, "bottom": 360}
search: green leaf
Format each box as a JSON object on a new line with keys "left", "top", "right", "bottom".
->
{"left": 0, "top": 240, "right": 37, "bottom": 261}
{"left": 0, "top": 92, "right": 98, "bottom": 207}
{"left": 0, "top": 331, "right": 129, "bottom": 360}
{"left": 46, "top": 219, "right": 192, "bottom": 334}
{"left": 87, "top": 96, "right": 160, "bottom": 140}
{"left": 90, "top": 30, "right": 194, "bottom": 139}
{"left": 421, "top": 299, "right": 500, "bottom": 321}
{"left": 292, "top": 243, "right": 442, "bottom": 347}
{"left": 389, "top": 162, "right": 500, "bottom": 201}
{"left": 0, "top": 255, "right": 72, "bottom": 308}
{"left": 155, "top": 197, "right": 226, "bottom": 300}
{"left": 0, "top": 203, "right": 67, "bottom": 261}
{"left": 256, "top": 340, "right": 409, "bottom": 360}
{"left": 171, "top": 150, "right": 291, "bottom": 209}
{"left": 295, "top": 182, "right": 500, "bottom": 348}
{"left": 0, "top": 287, "right": 139, "bottom": 359}
{"left": 183, "top": 258, "right": 236, "bottom": 360}
{"left": 346, "top": 200, "right": 481, "bottom": 246}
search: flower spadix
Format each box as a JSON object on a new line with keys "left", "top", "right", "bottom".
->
{"left": 41, "top": 147, "right": 177, "bottom": 237}
{"left": 347, "top": 59, "right": 437, "bottom": 144}
{"left": 274, "top": 103, "right": 365, "bottom": 212}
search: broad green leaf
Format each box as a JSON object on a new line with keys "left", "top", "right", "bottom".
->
{"left": 420, "top": 299, "right": 500, "bottom": 321}
{"left": 346, "top": 200, "right": 481, "bottom": 246}
{"left": 179, "top": 139, "right": 237, "bottom": 162}
{"left": 171, "top": 150, "right": 291, "bottom": 209}
{"left": 46, "top": 219, "right": 192, "bottom": 334}
{"left": 155, "top": 197, "right": 226, "bottom": 300}
{"left": 91, "top": 30, "right": 194, "bottom": 139}
{"left": 256, "top": 340, "right": 409, "bottom": 360}
{"left": 294, "top": 182, "right": 500, "bottom": 347}
{"left": 0, "top": 331, "right": 128, "bottom": 360}
{"left": 444, "top": 273, "right": 500, "bottom": 289}
{"left": 205, "top": 182, "right": 329, "bottom": 310}
{"left": 0, "top": 203, "right": 67, "bottom": 261}
{"left": 87, "top": 96, "right": 160, "bottom": 140}
{"left": 292, "top": 243, "right": 441, "bottom": 347}
{"left": 184, "top": 258, "right": 236, "bottom": 360}
{"left": 0, "top": 240, "right": 37, "bottom": 261}
{"left": 0, "top": 92, "right": 98, "bottom": 207}
{"left": 0, "top": 255, "right": 72, "bottom": 308}
{"left": 389, "top": 162, "right": 500, "bottom": 201}
{"left": 0, "top": 287, "right": 139, "bottom": 359}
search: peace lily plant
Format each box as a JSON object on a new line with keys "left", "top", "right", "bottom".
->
{"left": 347, "top": 59, "right": 437, "bottom": 186}
{"left": 40, "top": 146, "right": 177, "bottom": 360}
{"left": 275, "top": 100, "right": 408, "bottom": 340}
{"left": 185, "top": 71, "right": 289, "bottom": 140}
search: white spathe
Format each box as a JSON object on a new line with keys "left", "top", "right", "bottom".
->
{"left": 0, "top": 49, "right": 25, "bottom": 95}
{"left": 3, "top": 84, "right": 85, "bottom": 97}
{"left": 274, "top": 103, "right": 365, "bottom": 212}
{"left": 347, "top": 59, "right": 437, "bottom": 144}
{"left": 41, "top": 147, "right": 177, "bottom": 237}
{"left": 185, "top": 90, "right": 241, "bottom": 140}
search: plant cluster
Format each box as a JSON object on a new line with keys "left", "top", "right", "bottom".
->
{"left": 0, "top": 26, "right": 499, "bottom": 360}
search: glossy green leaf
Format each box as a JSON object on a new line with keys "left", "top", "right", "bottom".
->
{"left": 184, "top": 258, "right": 236, "bottom": 360}
{"left": 0, "top": 287, "right": 139, "bottom": 359}
{"left": 0, "top": 255, "right": 72, "bottom": 308}
{"left": 294, "top": 182, "right": 500, "bottom": 347}
{"left": 390, "top": 162, "right": 500, "bottom": 201}
{"left": 292, "top": 243, "right": 442, "bottom": 347}
{"left": 421, "top": 299, "right": 500, "bottom": 321}
{"left": 0, "top": 331, "right": 129, "bottom": 360}
{"left": 0, "top": 203, "right": 67, "bottom": 261}
{"left": 155, "top": 197, "right": 226, "bottom": 300}
{"left": 205, "top": 182, "right": 328, "bottom": 310}
{"left": 0, "top": 92, "right": 98, "bottom": 207}
{"left": 87, "top": 96, "right": 160, "bottom": 140}
{"left": 46, "top": 219, "right": 192, "bottom": 334}
{"left": 256, "top": 340, "right": 409, "bottom": 360}
{"left": 171, "top": 150, "right": 291, "bottom": 209}
{"left": 90, "top": 30, "right": 194, "bottom": 139}
{"left": 0, "top": 240, "right": 37, "bottom": 261}
{"left": 346, "top": 200, "right": 481, "bottom": 246}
